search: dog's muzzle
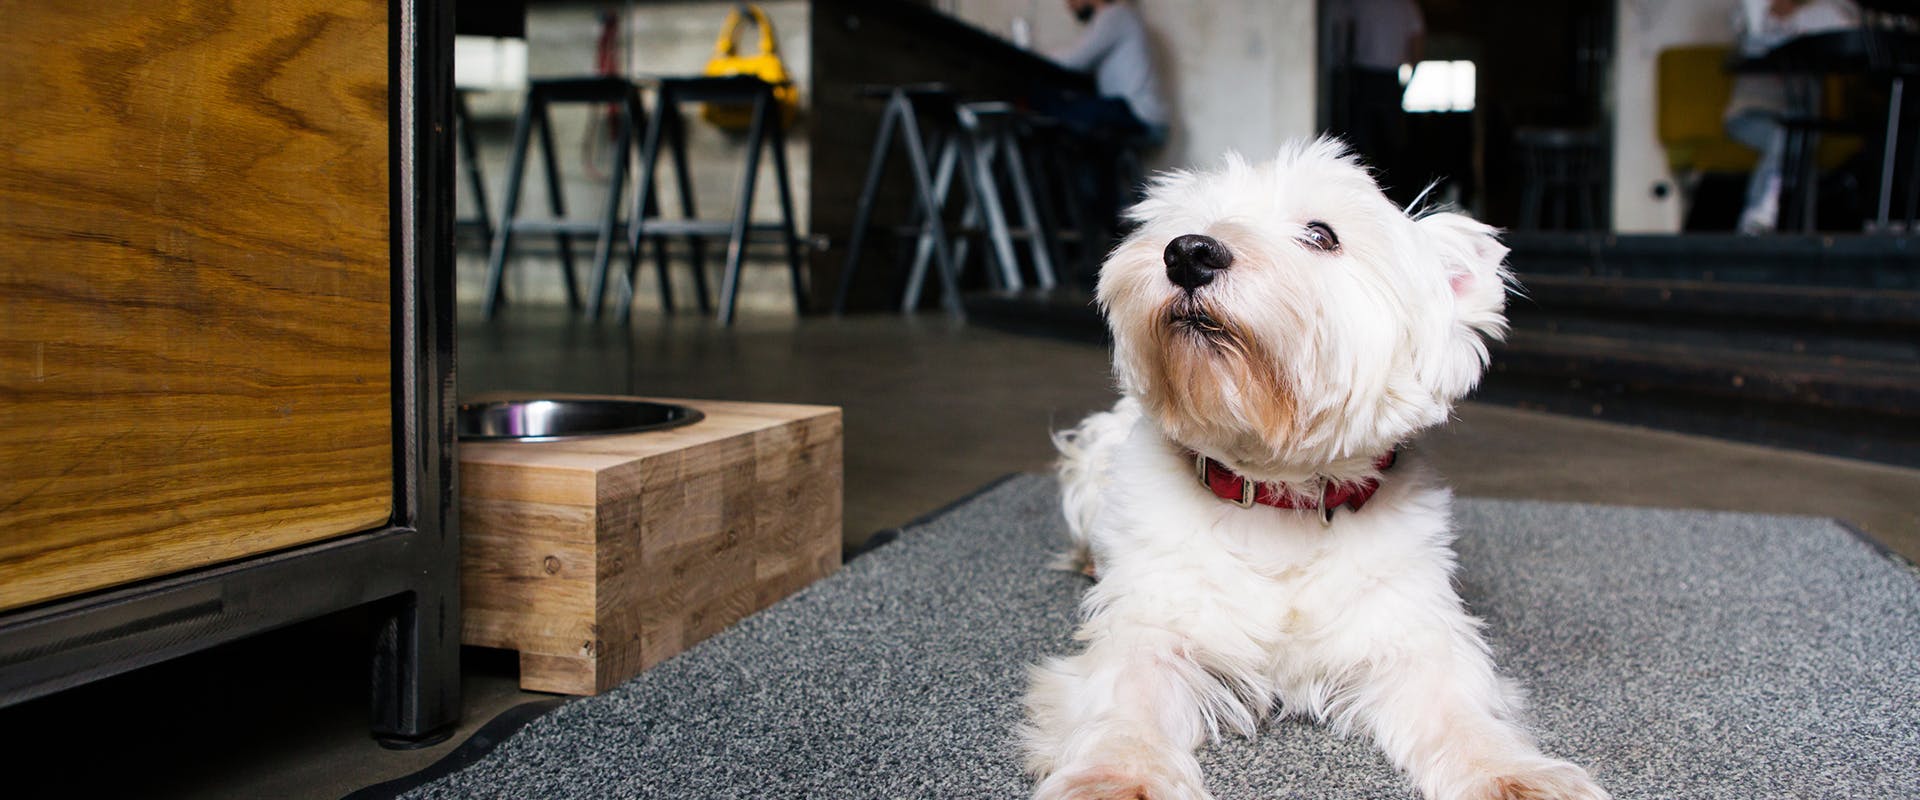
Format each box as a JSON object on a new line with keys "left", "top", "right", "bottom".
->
{"left": 1164, "top": 234, "right": 1232, "bottom": 291}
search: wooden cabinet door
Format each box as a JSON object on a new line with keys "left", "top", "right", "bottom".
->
{"left": 0, "top": 0, "right": 395, "bottom": 611}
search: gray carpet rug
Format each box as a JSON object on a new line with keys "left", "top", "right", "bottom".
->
{"left": 401, "top": 475, "right": 1920, "bottom": 799}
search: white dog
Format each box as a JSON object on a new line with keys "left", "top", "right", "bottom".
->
{"left": 1022, "top": 139, "right": 1607, "bottom": 800}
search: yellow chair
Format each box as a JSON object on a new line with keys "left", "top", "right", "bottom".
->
{"left": 1658, "top": 44, "right": 1860, "bottom": 225}
{"left": 1659, "top": 45, "right": 1762, "bottom": 175}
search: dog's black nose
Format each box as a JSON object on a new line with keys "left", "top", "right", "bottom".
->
{"left": 1164, "top": 234, "right": 1232, "bottom": 291}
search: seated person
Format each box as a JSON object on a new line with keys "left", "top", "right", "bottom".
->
{"left": 1723, "top": 0, "right": 1859, "bottom": 233}
{"left": 1048, "top": 0, "right": 1169, "bottom": 146}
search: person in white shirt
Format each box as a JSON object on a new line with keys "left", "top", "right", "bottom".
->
{"left": 1050, "top": 0, "right": 1169, "bottom": 144}
{"left": 1724, "top": 0, "right": 1861, "bottom": 233}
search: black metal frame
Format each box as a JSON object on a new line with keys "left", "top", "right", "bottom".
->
{"left": 0, "top": 0, "right": 460, "bottom": 744}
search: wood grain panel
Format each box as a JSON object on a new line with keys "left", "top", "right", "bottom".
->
{"left": 0, "top": 0, "right": 393, "bottom": 610}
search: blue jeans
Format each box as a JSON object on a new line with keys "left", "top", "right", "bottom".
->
{"left": 1039, "top": 95, "right": 1165, "bottom": 147}
{"left": 1725, "top": 110, "right": 1785, "bottom": 222}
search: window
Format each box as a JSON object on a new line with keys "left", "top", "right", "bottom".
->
{"left": 1399, "top": 60, "right": 1477, "bottom": 113}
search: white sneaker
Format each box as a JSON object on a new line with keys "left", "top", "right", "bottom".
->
{"left": 1739, "top": 176, "right": 1781, "bottom": 235}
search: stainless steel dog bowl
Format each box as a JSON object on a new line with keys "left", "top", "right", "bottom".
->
{"left": 457, "top": 399, "right": 703, "bottom": 442}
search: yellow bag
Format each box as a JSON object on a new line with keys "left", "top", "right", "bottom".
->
{"left": 701, "top": 5, "right": 799, "bottom": 131}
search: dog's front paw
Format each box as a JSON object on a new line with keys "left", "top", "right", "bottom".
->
{"left": 1032, "top": 761, "right": 1211, "bottom": 800}
{"left": 1468, "top": 760, "right": 1608, "bottom": 800}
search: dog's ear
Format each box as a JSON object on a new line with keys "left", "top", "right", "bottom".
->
{"left": 1417, "top": 211, "right": 1510, "bottom": 340}
{"left": 1417, "top": 211, "right": 1512, "bottom": 402}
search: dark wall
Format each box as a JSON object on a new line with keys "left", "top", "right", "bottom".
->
{"left": 1321, "top": 0, "right": 1614, "bottom": 227}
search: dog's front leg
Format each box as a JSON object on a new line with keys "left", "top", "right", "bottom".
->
{"left": 1022, "top": 628, "right": 1227, "bottom": 800}
{"left": 1348, "top": 623, "right": 1608, "bottom": 800}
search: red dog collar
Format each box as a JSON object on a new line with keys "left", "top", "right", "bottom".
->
{"left": 1191, "top": 450, "right": 1399, "bottom": 523}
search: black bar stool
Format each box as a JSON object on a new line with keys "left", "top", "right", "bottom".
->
{"left": 833, "top": 85, "right": 967, "bottom": 315}
{"left": 935, "top": 102, "right": 1058, "bottom": 297}
{"left": 484, "top": 76, "right": 697, "bottom": 320}
{"left": 1021, "top": 114, "right": 1099, "bottom": 285}
{"left": 1859, "top": 4, "right": 1920, "bottom": 231}
{"left": 614, "top": 75, "right": 804, "bottom": 325}
{"left": 1514, "top": 127, "right": 1605, "bottom": 232}
{"left": 892, "top": 102, "right": 1064, "bottom": 311}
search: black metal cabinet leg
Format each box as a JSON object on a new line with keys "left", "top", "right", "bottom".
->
{"left": 369, "top": 589, "right": 459, "bottom": 748}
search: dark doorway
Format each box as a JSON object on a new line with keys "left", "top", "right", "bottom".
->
{"left": 1320, "top": 0, "right": 1615, "bottom": 230}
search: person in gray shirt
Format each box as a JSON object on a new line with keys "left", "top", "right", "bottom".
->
{"left": 1050, "top": 0, "right": 1169, "bottom": 145}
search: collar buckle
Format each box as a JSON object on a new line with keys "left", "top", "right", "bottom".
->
{"left": 1191, "top": 449, "right": 1397, "bottom": 521}
{"left": 1196, "top": 453, "right": 1258, "bottom": 509}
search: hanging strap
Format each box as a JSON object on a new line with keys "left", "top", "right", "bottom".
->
{"left": 713, "top": 4, "right": 779, "bottom": 58}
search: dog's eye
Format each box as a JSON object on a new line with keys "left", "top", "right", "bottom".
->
{"left": 1302, "top": 221, "right": 1339, "bottom": 252}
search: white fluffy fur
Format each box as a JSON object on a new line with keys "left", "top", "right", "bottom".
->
{"left": 1023, "top": 139, "right": 1607, "bottom": 800}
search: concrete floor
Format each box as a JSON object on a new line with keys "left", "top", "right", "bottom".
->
{"left": 8, "top": 309, "right": 1916, "bottom": 799}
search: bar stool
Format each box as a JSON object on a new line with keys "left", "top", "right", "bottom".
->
{"left": 835, "top": 88, "right": 1062, "bottom": 314}
{"left": 1737, "top": 31, "right": 1870, "bottom": 232}
{"left": 943, "top": 103, "right": 1058, "bottom": 293}
{"left": 833, "top": 85, "right": 965, "bottom": 315}
{"left": 614, "top": 75, "right": 805, "bottom": 325}
{"left": 1859, "top": 5, "right": 1920, "bottom": 231}
{"left": 1021, "top": 114, "right": 1100, "bottom": 285}
{"left": 891, "top": 101, "right": 1064, "bottom": 311}
{"left": 484, "top": 76, "right": 699, "bottom": 320}
{"left": 1514, "top": 127, "right": 1605, "bottom": 232}
{"left": 454, "top": 89, "right": 493, "bottom": 243}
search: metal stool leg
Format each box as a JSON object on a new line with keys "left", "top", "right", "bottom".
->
{"left": 535, "top": 101, "right": 582, "bottom": 310}
{"left": 619, "top": 86, "right": 669, "bottom": 324}
{"left": 1797, "top": 126, "right": 1812, "bottom": 230}
{"left": 455, "top": 91, "right": 493, "bottom": 243}
{"left": 833, "top": 96, "right": 902, "bottom": 314}
{"left": 718, "top": 90, "right": 771, "bottom": 325}
{"left": 642, "top": 98, "right": 675, "bottom": 317}
{"left": 960, "top": 114, "right": 1024, "bottom": 291}
{"left": 584, "top": 97, "right": 634, "bottom": 321}
{"left": 483, "top": 93, "right": 538, "bottom": 320}
{"left": 896, "top": 98, "right": 964, "bottom": 315}
{"left": 999, "top": 125, "right": 1056, "bottom": 289}
{"left": 1021, "top": 134, "right": 1071, "bottom": 280}
{"left": 1877, "top": 77, "right": 1903, "bottom": 230}
{"left": 767, "top": 106, "right": 808, "bottom": 314}
{"left": 903, "top": 133, "right": 962, "bottom": 311}
{"left": 1906, "top": 118, "right": 1920, "bottom": 229}
{"left": 610, "top": 91, "right": 670, "bottom": 321}
{"left": 665, "top": 103, "right": 710, "bottom": 313}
